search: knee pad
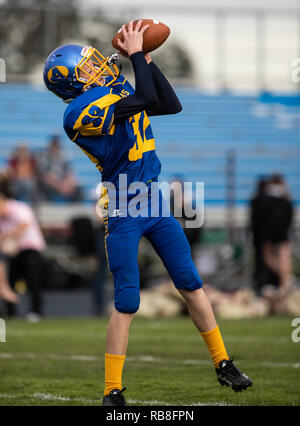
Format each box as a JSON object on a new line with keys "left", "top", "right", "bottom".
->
{"left": 115, "top": 286, "right": 140, "bottom": 314}
{"left": 174, "top": 263, "right": 203, "bottom": 292}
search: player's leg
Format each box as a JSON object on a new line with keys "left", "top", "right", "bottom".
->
{"left": 103, "top": 216, "right": 142, "bottom": 405}
{"left": 178, "top": 288, "right": 216, "bottom": 331}
{"left": 104, "top": 308, "right": 134, "bottom": 406}
{"left": 177, "top": 287, "right": 229, "bottom": 363}
{"left": 146, "top": 214, "right": 252, "bottom": 391}
{"left": 146, "top": 215, "right": 219, "bottom": 329}
{"left": 106, "top": 308, "right": 135, "bottom": 355}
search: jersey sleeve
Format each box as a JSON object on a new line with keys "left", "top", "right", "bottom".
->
{"left": 111, "top": 74, "right": 134, "bottom": 94}
{"left": 64, "top": 88, "right": 122, "bottom": 138}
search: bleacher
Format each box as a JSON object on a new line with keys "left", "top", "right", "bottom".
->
{"left": 1, "top": 83, "right": 300, "bottom": 212}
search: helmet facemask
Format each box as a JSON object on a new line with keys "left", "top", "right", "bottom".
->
{"left": 75, "top": 46, "right": 120, "bottom": 91}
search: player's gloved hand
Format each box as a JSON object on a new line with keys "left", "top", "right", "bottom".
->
{"left": 117, "top": 20, "right": 150, "bottom": 57}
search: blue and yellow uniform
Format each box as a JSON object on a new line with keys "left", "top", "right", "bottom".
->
{"left": 64, "top": 52, "right": 202, "bottom": 314}
{"left": 64, "top": 75, "right": 161, "bottom": 192}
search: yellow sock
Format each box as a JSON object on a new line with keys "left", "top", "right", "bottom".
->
{"left": 104, "top": 353, "right": 126, "bottom": 396}
{"left": 200, "top": 325, "right": 229, "bottom": 368}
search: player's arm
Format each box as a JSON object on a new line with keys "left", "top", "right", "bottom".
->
{"left": 145, "top": 59, "right": 182, "bottom": 116}
{"left": 115, "top": 54, "right": 182, "bottom": 119}
{"left": 114, "top": 21, "right": 181, "bottom": 119}
{"left": 114, "top": 51, "right": 159, "bottom": 120}
{"left": 114, "top": 20, "right": 163, "bottom": 121}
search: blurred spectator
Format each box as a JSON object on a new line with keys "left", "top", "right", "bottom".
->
{"left": 0, "top": 175, "right": 46, "bottom": 320}
{"left": 0, "top": 250, "right": 19, "bottom": 304}
{"left": 38, "top": 136, "right": 83, "bottom": 203}
{"left": 7, "top": 144, "right": 38, "bottom": 204}
{"left": 262, "top": 175, "right": 294, "bottom": 301}
{"left": 250, "top": 175, "right": 294, "bottom": 303}
{"left": 250, "top": 178, "right": 274, "bottom": 293}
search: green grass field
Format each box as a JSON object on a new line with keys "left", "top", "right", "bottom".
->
{"left": 0, "top": 316, "right": 299, "bottom": 406}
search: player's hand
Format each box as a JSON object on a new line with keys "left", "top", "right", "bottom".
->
{"left": 118, "top": 50, "right": 130, "bottom": 59}
{"left": 117, "top": 20, "right": 149, "bottom": 57}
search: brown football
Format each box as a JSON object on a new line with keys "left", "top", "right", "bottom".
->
{"left": 112, "top": 19, "right": 170, "bottom": 54}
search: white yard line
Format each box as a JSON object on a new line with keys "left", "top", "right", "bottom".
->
{"left": 261, "top": 361, "right": 300, "bottom": 368}
{"left": 0, "top": 352, "right": 299, "bottom": 368}
{"left": 127, "top": 399, "right": 234, "bottom": 406}
{"left": 0, "top": 392, "right": 234, "bottom": 406}
{"left": 5, "top": 330, "right": 290, "bottom": 343}
{"left": 32, "top": 393, "right": 99, "bottom": 404}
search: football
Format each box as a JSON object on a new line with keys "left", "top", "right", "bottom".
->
{"left": 112, "top": 19, "right": 170, "bottom": 54}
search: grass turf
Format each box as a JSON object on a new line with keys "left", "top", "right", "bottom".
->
{"left": 0, "top": 316, "right": 299, "bottom": 406}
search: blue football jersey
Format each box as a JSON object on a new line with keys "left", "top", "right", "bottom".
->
{"left": 63, "top": 76, "right": 161, "bottom": 194}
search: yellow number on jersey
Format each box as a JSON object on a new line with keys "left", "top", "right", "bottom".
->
{"left": 128, "top": 112, "right": 156, "bottom": 162}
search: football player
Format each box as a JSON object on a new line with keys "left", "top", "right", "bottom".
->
{"left": 44, "top": 20, "right": 252, "bottom": 406}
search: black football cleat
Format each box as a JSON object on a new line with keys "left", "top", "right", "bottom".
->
{"left": 216, "top": 358, "right": 252, "bottom": 392}
{"left": 102, "top": 387, "right": 126, "bottom": 406}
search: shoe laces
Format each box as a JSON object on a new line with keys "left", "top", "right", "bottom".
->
{"left": 221, "top": 358, "right": 240, "bottom": 377}
{"left": 109, "top": 387, "right": 126, "bottom": 401}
